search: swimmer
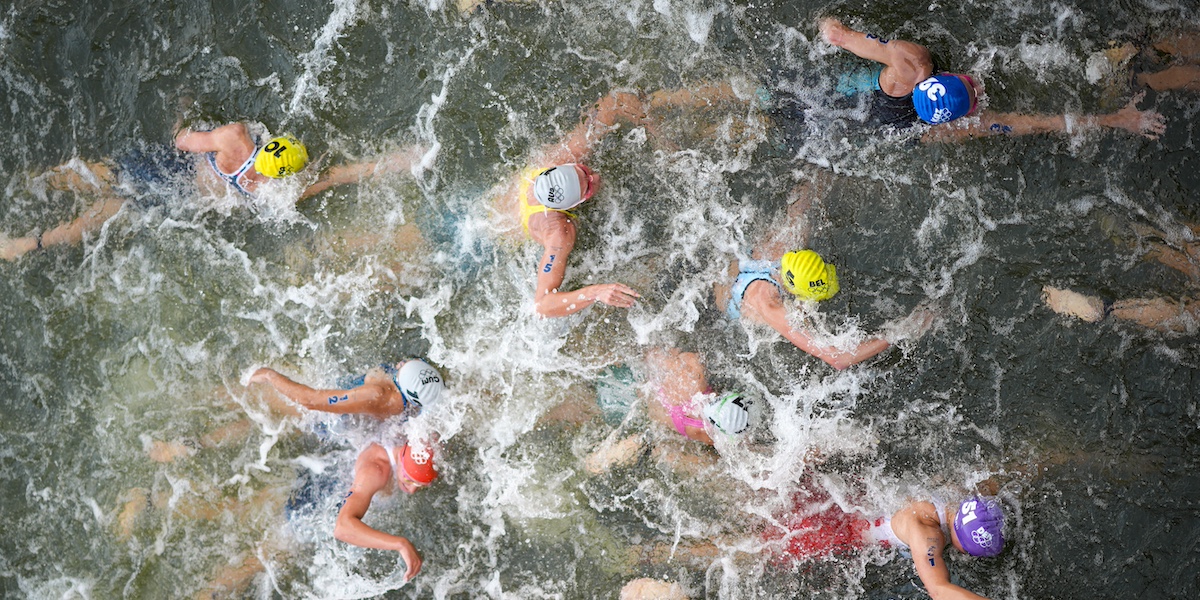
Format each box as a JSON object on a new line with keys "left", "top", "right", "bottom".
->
{"left": 495, "top": 91, "right": 652, "bottom": 317}
{"left": 715, "top": 187, "right": 935, "bottom": 370}
{"left": 766, "top": 493, "right": 1007, "bottom": 599}
{"left": 183, "top": 442, "right": 439, "bottom": 594}
{"left": 873, "top": 496, "right": 1006, "bottom": 600}
{"left": 625, "top": 492, "right": 1007, "bottom": 600}
{"left": 817, "top": 18, "right": 1167, "bottom": 140}
{"left": 124, "top": 393, "right": 441, "bottom": 594}
{"left": 583, "top": 347, "right": 752, "bottom": 474}
{"left": 335, "top": 441, "right": 439, "bottom": 581}
{"left": 176, "top": 127, "right": 310, "bottom": 198}
{"left": 0, "top": 123, "right": 425, "bottom": 261}
{"left": 645, "top": 349, "right": 750, "bottom": 447}
{"left": 249, "top": 359, "right": 447, "bottom": 420}
{"left": 175, "top": 123, "right": 422, "bottom": 201}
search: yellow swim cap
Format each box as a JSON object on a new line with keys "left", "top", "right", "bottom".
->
{"left": 780, "top": 250, "right": 839, "bottom": 301}
{"left": 253, "top": 135, "right": 309, "bottom": 178}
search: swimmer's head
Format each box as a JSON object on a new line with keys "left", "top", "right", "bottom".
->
{"left": 254, "top": 135, "right": 309, "bottom": 178}
{"left": 912, "top": 74, "right": 979, "bottom": 125}
{"left": 703, "top": 392, "right": 750, "bottom": 435}
{"left": 781, "top": 250, "right": 839, "bottom": 301}
{"left": 951, "top": 495, "right": 1005, "bottom": 557}
{"left": 395, "top": 359, "right": 447, "bottom": 409}
{"left": 533, "top": 164, "right": 596, "bottom": 210}
{"left": 398, "top": 443, "right": 437, "bottom": 492}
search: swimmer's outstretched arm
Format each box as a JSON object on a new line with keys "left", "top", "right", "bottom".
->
{"left": 298, "top": 145, "right": 426, "bottom": 202}
{"left": 248, "top": 368, "right": 387, "bottom": 415}
{"left": 744, "top": 283, "right": 890, "bottom": 370}
{"left": 891, "top": 502, "right": 992, "bottom": 600}
{"left": 335, "top": 445, "right": 423, "bottom": 580}
{"left": 531, "top": 91, "right": 653, "bottom": 169}
{"left": 925, "top": 92, "right": 1167, "bottom": 141}
{"left": 532, "top": 223, "right": 640, "bottom": 317}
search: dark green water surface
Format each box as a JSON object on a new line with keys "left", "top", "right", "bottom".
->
{"left": 0, "top": 0, "right": 1198, "bottom": 598}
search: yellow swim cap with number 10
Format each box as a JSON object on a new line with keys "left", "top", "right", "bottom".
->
{"left": 781, "top": 249, "right": 839, "bottom": 301}
{"left": 254, "top": 135, "right": 309, "bottom": 178}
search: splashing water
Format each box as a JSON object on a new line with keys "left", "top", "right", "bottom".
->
{"left": 1, "top": 0, "right": 1200, "bottom": 598}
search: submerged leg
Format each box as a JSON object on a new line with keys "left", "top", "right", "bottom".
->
{"left": 583, "top": 432, "right": 645, "bottom": 475}
{"left": 1152, "top": 31, "right": 1200, "bottom": 62}
{"left": 1143, "top": 242, "right": 1200, "bottom": 281}
{"left": 1137, "top": 65, "right": 1200, "bottom": 92}
{"left": 620, "top": 578, "right": 691, "bottom": 600}
{"left": 1042, "top": 286, "right": 1108, "bottom": 323}
{"left": 2, "top": 160, "right": 125, "bottom": 261}
{"left": 38, "top": 160, "right": 116, "bottom": 192}
{"left": 115, "top": 488, "right": 152, "bottom": 541}
{"left": 1, "top": 196, "right": 128, "bottom": 261}
{"left": 1110, "top": 296, "right": 1200, "bottom": 333}
{"left": 1043, "top": 285, "right": 1200, "bottom": 333}
{"left": 194, "top": 554, "right": 265, "bottom": 600}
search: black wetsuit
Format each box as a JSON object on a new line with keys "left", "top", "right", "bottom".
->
{"left": 869, "top": 89, "right": 920, "bottom": 129}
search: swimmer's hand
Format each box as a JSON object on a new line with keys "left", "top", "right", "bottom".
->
{"left": 377, "top": 144, "right": 430, "bottom": 177}
{"left": 818, "top": 18, "right": 851, "bottom": 47}
{"left": 881, "top": 302, "right": 939, "bottom": 343}
{"left": 1106, "top": 91, "right": 1167, "bottom": 139}
{"left": 396, "top": 538, "right": 423, "bottom": 580}
{"left": 248, "top": 367, "right": 279, "bottom": 385}
{"left": 588, "top": 283, "right": 641, "bottom": 308}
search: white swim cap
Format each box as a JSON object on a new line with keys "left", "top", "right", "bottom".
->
{"left": 533, "top": 165, "right": 584, "bottom": 210}
{"left": 703, "top": 392, "right": 750, "bottom": 435}
{"left": 395, "top": 359, "right": 446, "bottom": 409}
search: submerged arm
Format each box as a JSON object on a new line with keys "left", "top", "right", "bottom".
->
{"left": 299, "top": 145, "right": 425, "bottom": 201}
{"left": 533, "top": 91, "right": 652, "bottom": 168}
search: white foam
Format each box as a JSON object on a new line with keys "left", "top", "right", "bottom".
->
{"left": 287, "top": 0, "right": 364, "bottom": 117}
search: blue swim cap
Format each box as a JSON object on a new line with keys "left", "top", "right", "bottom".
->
{"left": 912, "top": 75, "right": 972, "bottom": 124}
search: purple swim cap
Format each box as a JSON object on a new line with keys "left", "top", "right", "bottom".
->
{"left": 953, "top": 496, "right": 1005, "bottom": 557}
{"left": 912, "top": 75, "right": 972, "bottom": 124}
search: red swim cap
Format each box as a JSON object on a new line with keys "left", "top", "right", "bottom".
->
{"left": 401, "top": 443, "right": 438, "bottom": 485}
